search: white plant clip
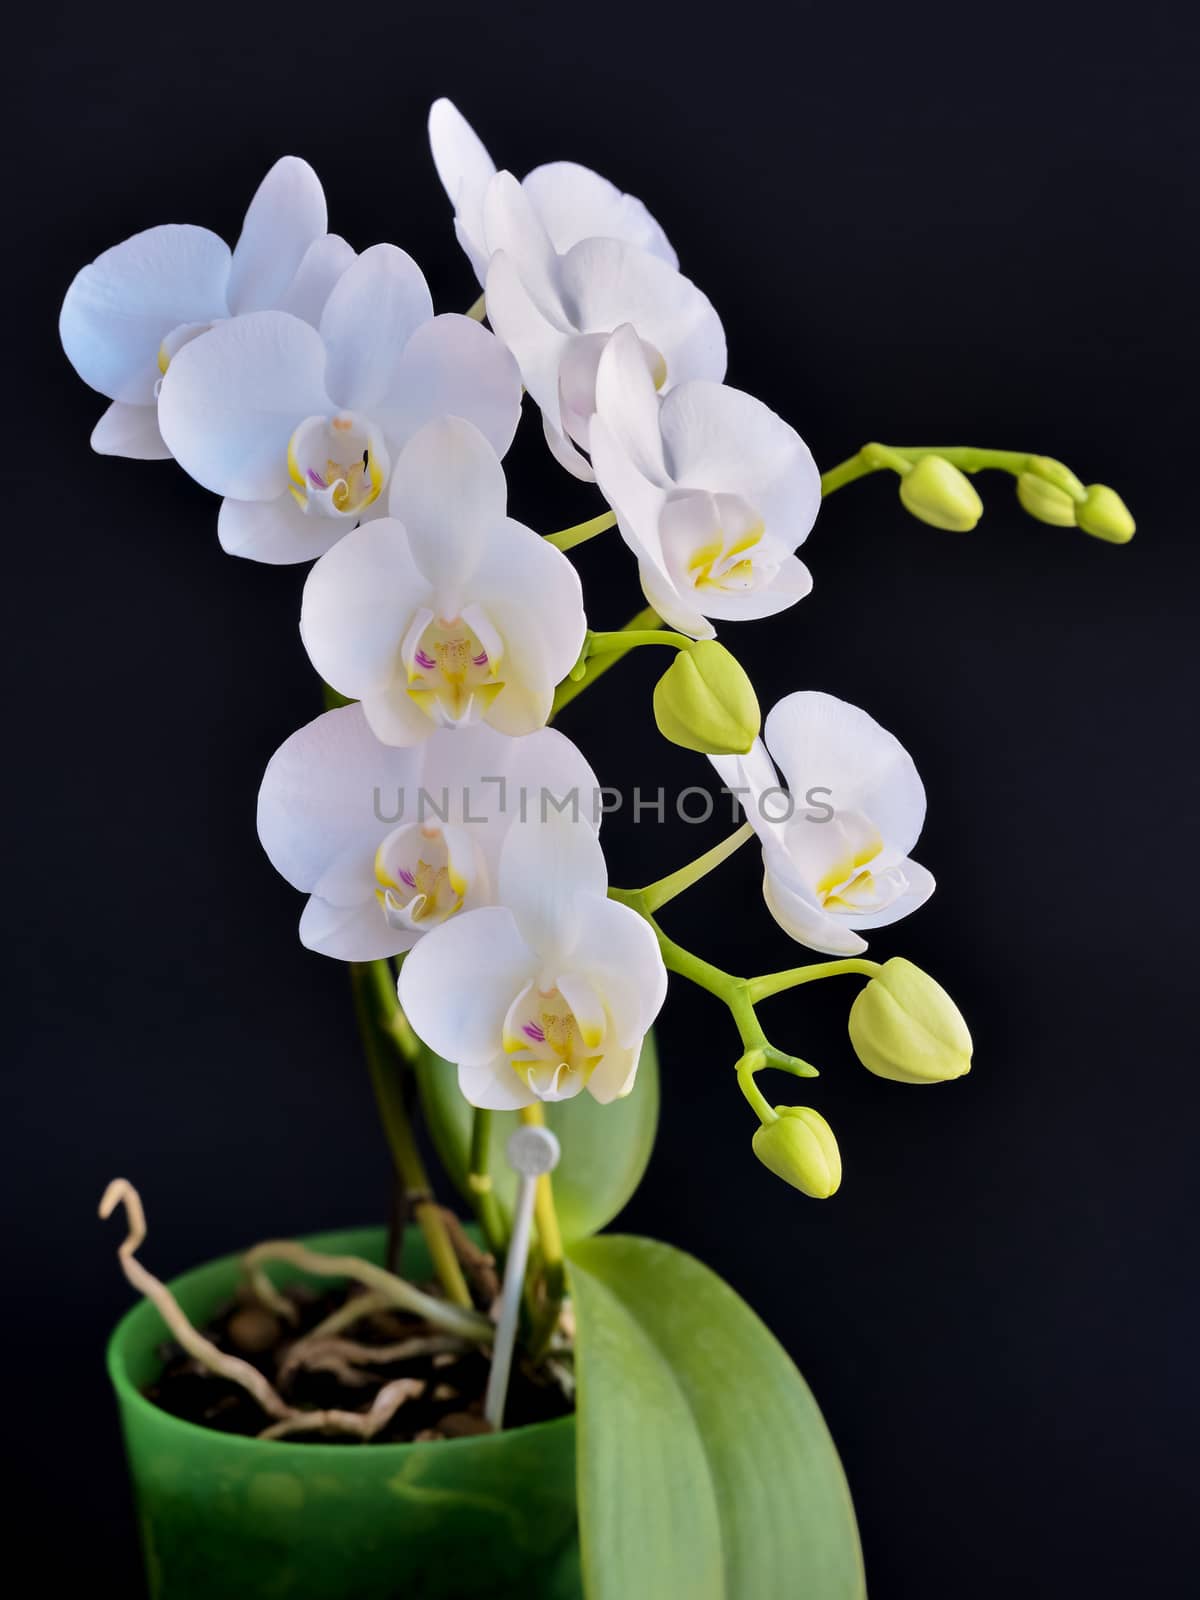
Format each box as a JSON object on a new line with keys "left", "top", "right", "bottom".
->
{"left": 483, "top": 1124, "right": 561, "bottom": 1430}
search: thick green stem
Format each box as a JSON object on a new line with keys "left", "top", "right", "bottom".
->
{"left": 518, "top": 1104, "right": 566, "bottom": 1358}
{"left": 820, "top": 442, "right": 1049, "bottom": 498}
{"left": 465, "top": 293, "right": 486, "bottom": 322}
{"left": 545, "top": 510, "right": 617, "bottom": 552}
{"left": 551, "top": 605, "right": 660, "bottom": 717}
{"left": 467, "top": 1108, "right": 507, "bottom": 1256}
{"left": 350, "top": 962, "right": 474, "bottom": 1310}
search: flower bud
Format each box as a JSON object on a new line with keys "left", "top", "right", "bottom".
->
{"left": 848, "top": 957, "right": 972, "bottom": 1084}
{"left": 752, "top": 1107, "right": 842, "bottom": 1198}
{"left": 1075, "top": 483, "right": 1135, "bottom": 544}
{"left": 1016, "top": 472, "right": 1078, "bottom": 527}
{"left": 653, "top": 640, "right": 760, "bottom": 755}
{"left": 1023, "top": 455, "right": 1086, "bottom": 498}
{"left": 898, "top": 455, "right": 983, "bottom": 532}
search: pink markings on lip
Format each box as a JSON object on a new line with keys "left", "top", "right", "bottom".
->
{"left": 473, "top": 650, "right": 488, "bottom": 667}
{"left": 398, "top": 868, "right": 416, "bottom": 888}
{"left": 307, "top": 469, "right": 327, "bottom": 488}
{"left": 523, "top": 1022, "right": 546, "bottom": 1043}
{"left": 414, "top": 650, "right": 436, "bottom": 670}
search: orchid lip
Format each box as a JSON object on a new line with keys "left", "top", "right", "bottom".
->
{"left": 287, "top": 412, "right": 389, "bottom": 519}
{"left": 401, "top": 605, "right": 506, "bottom": 727}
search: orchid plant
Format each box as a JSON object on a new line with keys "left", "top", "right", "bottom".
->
{"left": 65, "top": 101, "right": 1133, "bottom": 1598}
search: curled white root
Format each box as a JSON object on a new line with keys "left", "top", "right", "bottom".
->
{"left": 99, "top": 1178, "right": 292, "bottom": 1422}
{"left": 101, "top": 1179, "right": 482, "bottom": 1441}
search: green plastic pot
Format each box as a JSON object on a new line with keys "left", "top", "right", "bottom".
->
{"left": 108, "top": 1226, "right": 580, "bottom": 1600}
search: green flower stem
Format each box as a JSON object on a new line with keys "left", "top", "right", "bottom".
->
{"left": 545, "top": 509, "right": 617, "bottom": 552}
{"left": 551, "top": 604, "right": 660, "bottom": 717}
{"left": 635, "top": 822, "right": 755, "bottom": 914}
{"left": 350, "top": 961, "right": 474, "bottom": 1310}
{"left": 820, "top": 442, "right": 1048, "bottom": 497}
{"left": 468, "top": 1108, "right": 507, "bottom": 1256}
{"left": 466, "top": 293, "right": 486, "bottom": 322}
{"left": 612, "top": 893, "right": 819, "bottom": 1080}
{"left": 518, "top": 1103, "right": 566, "bottom": 1356}
{"left": 748, "top": 958, "right": 881, "bottom": 1003}
{"left": 586, "top": 626, "right": 693, "bottom": 655}
{"left": 737, "top": 1065, "right": 779, "bottom": 1126}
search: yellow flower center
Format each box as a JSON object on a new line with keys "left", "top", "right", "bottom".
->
{"left": 403, "top": 611, "right": 504, "bottom": 726}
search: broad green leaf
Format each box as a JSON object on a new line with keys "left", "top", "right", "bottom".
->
{"left": 567, "top": 1234, "right": 865, "bottom": 1600}
{"left": 415, "top": 1030, "right": 659, "bottom": 1245}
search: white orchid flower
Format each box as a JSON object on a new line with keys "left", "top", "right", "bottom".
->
{"left": 60, "top": 156, "right": 350, "bottom": 462}
{"left": 257, "top": 702, "right": 600, "bottom": 962}
{"left": 481, "top": 171, "right": 725, "bottom": 481}
{"left": 155, "top": 245, "right": 522, "bottom": 564}
{"left": 300, "top": 417, "right": 586, "bottom": 743}
{"left": 712, "top": 692, "right": 936, "bottom": 956}
{"left": 400, "top": 812, "right": 666, "bottom": 1109}
{"left": 590, "top": 324, "right": 821, "bottom": 639}
{"left": 427, "top": 97, "right": 677, "bottom": 288}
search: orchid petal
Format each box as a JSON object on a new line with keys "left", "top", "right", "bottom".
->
{"left": 482, "top": 170, "right": 563, "bottom": 320}
{"left": 399, "top": 906, "right": 536, "bottom": 1066}
{"left": 89, "top": 401, "right": 172, "bottom": 460}
{"left": 484, "top": 250, "right": 570, "bottom": 434}
{"left": 301, "top": 518, "right": 431, "bottom": 701}
{"left": 594, "top": 323, "right": 669, "bottom": 481}
{"left": 227, "top": 156, "right": 327, "bottom": 314}
{"left": 157, "top": 310, "right": 328, "bottom": 499}
{"left": 764, "top": 692, "right": 927, "bottom": 856}
{"left": 59, "top": 223, "right": 231, "bottom": 405}
{"left": 567, "top": 895, "right": 667, "bottom": 1049}
{"left": 659, "top": 381, "right": 821, "bottom": 546}
{"left": 218, "top": 493, "right": 347, "bottom": 565}
{"left": 299, "top": 891, "right": 414, "bottom": 962}
{"left": 387, "top": 417, "right": 506, "bottom": 597}
{"left": 469, "top": 516, "right": 587, "bottom": 685}
{"left": 498, "top": 812, "right": 608, "bottom": 962}
{"left": 586, "top": 1042, "right": 641, "bottom": 1104}
{"left": 378, "top": 313, "right": 522, "bottom": 460}
{"left": 522, "top": 162, "right": 677, "bottom": 266}
{"left": 277, "top": 233, "right": 357, "bottom": 327}
{"left": 319, "top": 244, "right": 434, "bottom": 412}
{"left": 762, "top": 861, "right": 870, "bottom": 957}
{"left": 558, "top": 237, "right": 726, "bottom": 387}
{"left": 457, "top": 1056, "right": 539, "bottom": 1110}
{"left": 256, "top": 703, "right": 427, "bottom": 894}
{"left": 428, "top": 98, "right": 496, "bottom": 277}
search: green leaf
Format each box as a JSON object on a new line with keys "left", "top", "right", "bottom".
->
{"left": 567, "top": 1234, "right": 865, "bottom": 1600}
{"left": 414, "top": 1030, "right": 659, "bottom": 1245}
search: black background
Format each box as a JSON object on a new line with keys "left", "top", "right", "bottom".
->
{"left": 7, "top": 1, "right": 1198, "bottom": 1593}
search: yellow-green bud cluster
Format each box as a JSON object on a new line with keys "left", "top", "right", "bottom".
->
{"left": 1017, "top": 456, "right": 1134, "bottom": 544}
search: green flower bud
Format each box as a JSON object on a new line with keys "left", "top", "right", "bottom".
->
{"left": 1075, "top": 483, "right": 1135, "bottom": 544}
{"left": 1023, "top": 455, "right": 1086, "bottom": 499}
{"left": 653, "top": 640, "right": 760, "bottom": 755}
{"left": 898, "top": 454, "right": 983, "bottom": 532}
{"left": 752, "top": 1107, "right": 842, "bottom": 1198}
{"left": 1016, "top": 472, "right": 1078, "bottom": 527}
{"left": 848, "top": 958, "right": 972, "bottom": 1084}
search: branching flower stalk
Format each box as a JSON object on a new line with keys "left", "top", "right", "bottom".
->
{"left": 73, "top": 104, "right": 1134, "bottom": 1433}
